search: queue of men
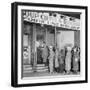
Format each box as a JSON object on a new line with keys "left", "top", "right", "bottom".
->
{"left": 41, "top": 44, "right": 80, "bottom": 74}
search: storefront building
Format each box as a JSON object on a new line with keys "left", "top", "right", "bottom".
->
{"left": 22, "top": 11, "right": 80, "bottom": 77}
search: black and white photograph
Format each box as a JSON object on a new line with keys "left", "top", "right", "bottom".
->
{"left": 11, "top": 2, "right": 88, "bottom": 87}
{"left": 22, "top": 10, "right": 80, "bottom": 77}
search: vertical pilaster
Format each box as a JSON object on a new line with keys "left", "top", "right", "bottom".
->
{"left": 33, "top": 24, "right": 37, "bottom": 72}
{"left": 55, "top": 27, "right": 57, "bottom": 49}
{"left": 45, "top": 27, "right": 47, "bottom": 46}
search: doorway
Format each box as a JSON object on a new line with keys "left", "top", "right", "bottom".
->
{"left": 36, "top": 25, "right": 46, "bottom": 64}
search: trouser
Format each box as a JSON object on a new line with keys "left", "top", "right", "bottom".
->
{"left": 49, "top": 60, "right": 54, "bottom": 73}
{"left": 59, "top": 64, "right": 65, "bottom": 73}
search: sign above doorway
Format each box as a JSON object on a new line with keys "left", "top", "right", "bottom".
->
{"left": 23, "top": 11, "right": 80, "bottom": 30}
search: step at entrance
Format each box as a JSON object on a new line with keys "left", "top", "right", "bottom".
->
{"left": 23, "top": 64, "right": 49, "bottom": 73}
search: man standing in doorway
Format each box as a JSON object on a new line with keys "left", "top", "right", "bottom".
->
{"left": 42, "top": 42, "right": 48, "bottom": 66}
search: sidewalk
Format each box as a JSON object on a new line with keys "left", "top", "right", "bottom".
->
{"left": 23, "top": 71, "right": 80, "bottom": 77}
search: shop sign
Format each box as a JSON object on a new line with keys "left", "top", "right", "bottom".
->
{"left": 23, "top": 11, "right": 80, "bottom": 30}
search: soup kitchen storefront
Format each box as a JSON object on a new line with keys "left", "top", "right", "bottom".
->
{"left": 22, "top": 11, "right": 80, "bottom": 77}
